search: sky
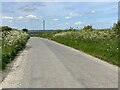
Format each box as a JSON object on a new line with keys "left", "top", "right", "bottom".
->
{"left": 1, "top": 2, "right": 118, "bottom": 30}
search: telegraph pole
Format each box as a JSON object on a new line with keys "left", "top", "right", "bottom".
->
{"left": 43, "top": 20, "right": 45, "bottom": 30}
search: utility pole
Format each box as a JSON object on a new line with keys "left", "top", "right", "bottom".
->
{"left": 43, "top": 20, "right": 45, "bottom": 30}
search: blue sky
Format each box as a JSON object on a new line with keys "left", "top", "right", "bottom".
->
{"left": 1, "top": 2, "right": 118, "bottom": 30}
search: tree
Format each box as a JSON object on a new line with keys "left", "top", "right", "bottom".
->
{"left": 116, "top": 20, "right": 120, "bottom": 29}
{"left": 83, "top": 25, "right": 93, "bottom": 31}
{"left": 112, "top": 20, "right": 120, "bottom": 32}
{"left": 112, "top": 23, "right": 117, "bottom": 29}
{"left": 68, "top": 27, "right": 76, "bottom": 31}
{"left": 22, "top": 28, "right": 28, "bottom": 32}
{"left": 2, "top": 26, "right": 12, "bottom": 32}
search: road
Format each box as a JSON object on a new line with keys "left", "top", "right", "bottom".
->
{"left": 1, "top": 37, "right": 118, "bottom": 88}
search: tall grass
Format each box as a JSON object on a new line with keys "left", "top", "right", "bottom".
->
{"left": 1, "top": 28, "right": 29, "bottom": 70}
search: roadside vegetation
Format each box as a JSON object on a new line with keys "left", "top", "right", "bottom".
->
{"left": 34, "top": 21, "right": 119, "bottom": 67}
{"left": 1, "top": 26, "right": 29, "bottom": 70}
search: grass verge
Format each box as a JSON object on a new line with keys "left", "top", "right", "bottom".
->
{"left": 1, "top": 28, "right": 29, "bottom": 70}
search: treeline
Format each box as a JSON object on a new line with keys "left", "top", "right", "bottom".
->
{"left": 1, "top": 26, "right": 28, "bottom": 32}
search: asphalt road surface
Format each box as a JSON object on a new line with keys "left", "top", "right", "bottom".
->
{"left": 1, "top": 37, "right": 118, "bottom": 88}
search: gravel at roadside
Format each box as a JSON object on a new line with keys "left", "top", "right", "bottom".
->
{"left": 0, "top": 48, "right": 28, "bottom": 88}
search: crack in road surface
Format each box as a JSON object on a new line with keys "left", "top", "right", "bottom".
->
{"left": 1, "top": 37, "right": 118, "bottom": 88}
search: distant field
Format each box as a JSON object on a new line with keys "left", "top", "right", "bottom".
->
{"left": 34, "top": 29, "right": 119, "bottom": 67}
{"left": 28, "top": 30, "right": 54, "bottom": 36}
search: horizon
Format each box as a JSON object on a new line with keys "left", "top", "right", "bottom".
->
{"left": 1, "top": 2, "right": 118, "bottom": 30}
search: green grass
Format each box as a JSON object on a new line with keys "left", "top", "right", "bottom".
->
{"left": 0, "top": 41, "right": 1, "bottom": 71}
{"left": 2, "top": 30, "right": 29, "bottom": 70}
{"left": 35, "top": 29, "right": 119, "bottom": 67}
{"left": 53, "top": 36, "right": 118, "bottom": 66}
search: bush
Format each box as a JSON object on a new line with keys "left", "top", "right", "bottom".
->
{"left": 2, "top": 26, "right": 29, "bottom": 70}
{"left": 83, "top": 25, "right": 93, "bottom": 31}
{"left": 2, "top": 26, "right": 12, "bottom": 32}
{"left": 22, "top": 28, "right": 28, "bottom": 32}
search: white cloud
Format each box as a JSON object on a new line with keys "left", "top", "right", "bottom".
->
{"left": 65, "top": 12, "right": 81, "bottom": 19}
{"left": 53, "top": 18, "right": 59, "bottom": 21}
{"left": 75, "top": 22, "right": 82, "bottom": 25}
{"left": 2, "top": 16, "right": 13, "bottom": 22}
{"left": 17, "top": 15, "right": 42, "bottom": 21}
{"left": 2, "top": 16, "right": 13, "bottom": 20}
{"left": 69, "top": 12, "right": 79, "bottom": 17}
{"left": 26, "top": 15, "right": 38, "bottom": 20}
{"left": 18, "top": 6, "right": 38, "bottom": 12}
{"left": 65, "top": 22, "right": 69, "bottom": 25}
{"left": 91, "top": 10, "right": 96, "bottom": 13}
{"left": 85, "top": 10, "right": 96, "bottom": 14}
{"left": 65, "top": 16, "right": 71, "bottom": 19}
{"left": 17, "top": 16, "right": 24, "bottom": 19}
